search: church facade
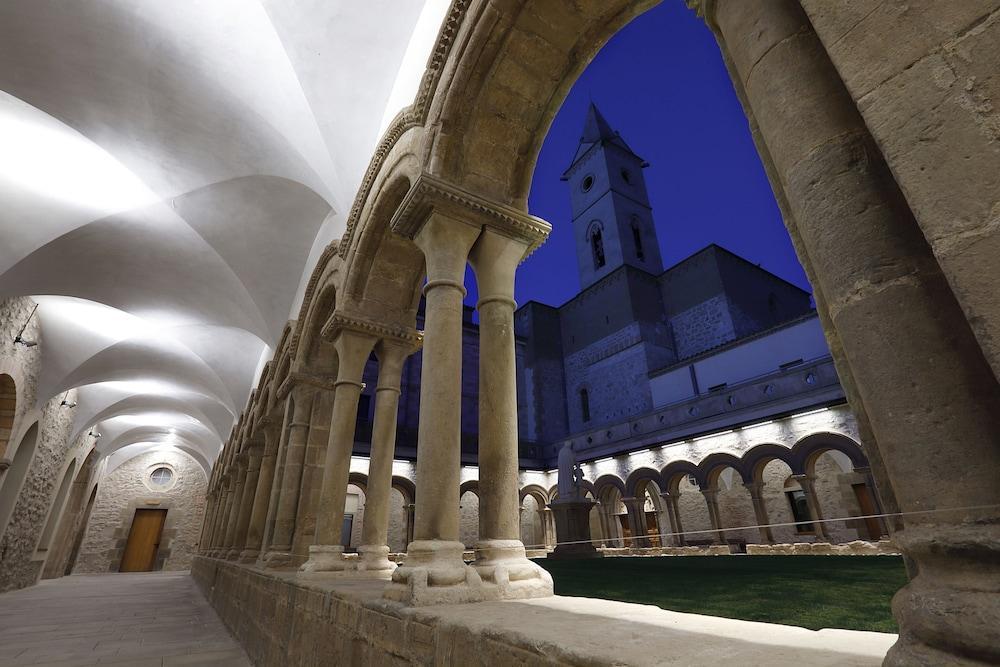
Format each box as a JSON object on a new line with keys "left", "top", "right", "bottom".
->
{"left": 342, "top": 105, "right": 885, "bottom": 553}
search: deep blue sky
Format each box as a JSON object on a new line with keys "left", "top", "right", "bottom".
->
{"left": 479, "top": 1, "right": 811, "bottom": 309}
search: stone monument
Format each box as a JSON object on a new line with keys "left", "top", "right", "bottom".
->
{"left": 548, "top": 443, "right": 602, "bottom": 559}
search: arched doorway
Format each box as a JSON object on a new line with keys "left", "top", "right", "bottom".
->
{"left": 0, "top": 374, "right": 15, "bottom": 460}
{"left": 0, "top": 421, "right": 38, "bottom": 538}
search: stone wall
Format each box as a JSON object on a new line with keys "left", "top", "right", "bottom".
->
{"left": 74, "top": 449, "right": 207, "bottom": 573}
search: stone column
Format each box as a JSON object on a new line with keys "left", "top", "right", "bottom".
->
{"left": 384, "top": 211, "right": 485, "bottom": 605}
{"left": 257, "top": 398, "right": 294, "bottom": 562}
{"left": 706, "top": 3, "right": 1000, "bottom": 660}
{"left": 229, "top": 443, "right": 262, "bottom": 560}
{"left": 200, "top": 491, "right": 217, "bottom": 554}
{"left": 700, "top": 489, "right": 727, "bottom": 545}
{"left": 241, "top": 418, "right": 281, "bottom": 563}
{"left": 657, "top": 493, "right": 679, "bottom": 546}
{"left": 301, "top": 328, "right": 375, "bottom": 572}
{"left": 468, "top": 228, "right": 552, "bottom": 598}
{"left": 262, "top": 386, "right": 314, "bottom": 568}
{"left": 222, "top": 454, "right": 249, "bottom": 558}
{"left": 791, "top": 474, "right": 829, "bottom": 541}
{"left": 743, "top": 481, "right": 774, "bottom": 544}
{"left": 621, "top": 497, "right": 649, "bottom": 549}
{"left": 404, "top": 503, "right": 415, "bottom": 545}
{"left": 356, "top": 339, "right": 416, "bottom": 573}
{"left": 535, "top": 509, "right": 550, "bottom": 548}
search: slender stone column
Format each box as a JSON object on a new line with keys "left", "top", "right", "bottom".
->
{"left": 356, "top": 339, "right": 415, "bottom": 573}
{"left": 241, "top": 418, "right": 281, "bottom": 563}
{"left": 700, "top": 489, "right": 727, "bottom": 545}
{"left": 200, "top": 491, "right": 217, "bottom": 553}
{"left": 596, "top": 504, "right": 614, "bottom": 547}
{"left": 705, "top": 3, "right": 1000, "bottom": 659}
{"left": 257, "top": 399, "right": 293, "bottom": 561}
{"left": 535, "top": 509, "right": 549, "bottom": 547}
{"left": 791, "top": 474, "right": 829, "bottom": 541}
{"left": 384, "top": 211, "right": 485, "bottom": 605}
{"left": 468, "top": 228, "right": 552, "bottom": 598}
{"left": 743, "top": 481, "right": 774, "bottom": 544}
{"left": 404, "top": 503, "right": 414, "bottom": 545}
{"left": 621, "top": 497, "right": 649, "bottom": 549}
{"left": 213, "top": 476, "right": 235, "bottom": 556}
{"left": 229, "top": 443, "right": 262, "bottom": 559}
{"left": 300, "top": 329, "right": 375, "bottom": 572}
{"left": 262, "top": 386, "right": 314, "bottom": 568}
{"left": 660, "top": 492, "right": 685, "bottom": 546}
{"left": 222, "top": 454, "right": 249, "bottom": 555}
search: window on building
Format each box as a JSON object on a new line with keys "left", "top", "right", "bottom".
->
{"left": 632, "top": 222, "right": 644, "bottom": 261}
{"left": 591, "top": 228, "right": 605, "bottom": 269}
{"left": 786, "top": 489, "right": 814, "bottom": 533}
{"left": 149, "top": 467, "right": 173, "bottom": 487}
{"left": 580, "top": 388, "right": 591, "bottom": 423}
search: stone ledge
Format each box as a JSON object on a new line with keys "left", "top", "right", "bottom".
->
{"left": 192, "top": 556, "right": 895, "bottom": 666}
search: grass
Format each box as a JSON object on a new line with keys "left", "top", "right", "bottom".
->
{"left": 534, "top": 555, "right": 908, "bottom": 633}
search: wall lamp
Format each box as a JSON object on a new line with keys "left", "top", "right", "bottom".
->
{"left": 13, "top": 303, "right": 39, "bottom": 347}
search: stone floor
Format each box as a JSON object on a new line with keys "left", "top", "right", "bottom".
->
{"left": 0, "top": 572, "right": 249, "bottom": 666}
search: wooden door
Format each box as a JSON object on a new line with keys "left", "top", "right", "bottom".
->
{"left": 852, "top": 484, "right": 887, "bottom": 540}
{"left": 120, "top": 509, "right": 167, "bottom": 572}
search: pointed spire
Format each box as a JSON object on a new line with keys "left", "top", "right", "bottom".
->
{"left": 581, "top": 102, "right": 617, "bottom": 143}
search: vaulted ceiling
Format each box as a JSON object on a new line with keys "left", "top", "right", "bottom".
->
{"left": 0, "top": 0, "right": 451, "bottom": 471}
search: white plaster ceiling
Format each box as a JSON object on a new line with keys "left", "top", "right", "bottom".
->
{"left": 0, "top": 0, "right": 450, "bottom": 471}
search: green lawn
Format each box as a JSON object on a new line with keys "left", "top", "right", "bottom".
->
{"left": 534, "top": 555, "right": 907, "bottom": 633}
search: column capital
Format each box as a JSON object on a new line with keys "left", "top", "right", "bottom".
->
{"left": 743, "top": 480, "right": 765, "bottom": 497}
{"left": 322, "top": 311, "right": 421, "bottom": 350}
{"left": 275, "top": 371, "right": 334, "bottom": 401}
{"left": 390, "top": 172, "right": 551, "bottom": 256}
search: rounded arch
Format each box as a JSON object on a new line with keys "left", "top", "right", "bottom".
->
{"left": 0, "top": 374, "right": 15, "bottom": 459}
{"left": 459, "top": 479, "right": 480, "bottom": 498}
{"left": 742, "top": 443, "right": 797, "bottom": 483}
{"left": 295, "top": 282, "right": 339, "bottom": 373}
{"left": 661, "top": 460, "right": 702, "bottom": 493}
{"left": 519, "top": 484, "right": 549, "bottom": 508}
{"left": 592, "top": 473, "right": 626, "bottom": 500}
{"left": 624, "top": 467, "right": 665, "bottom": 498}
{"left": 0, "top": 420, "right": 39, "bottom": 538}
{"left": 792, "top": 432, "right": 868, "bottom": 476}
{"left": 347, "top": 471, "right": 369, "bottom": 495}
{"left": 391, "top": 475, "right": 416, "bottom": 505}
{"left": 698, "top": 453, "right": 750, "bottom": 489}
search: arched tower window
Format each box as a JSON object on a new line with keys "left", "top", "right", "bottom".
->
{"left": 580, "top": 388, "right": 591, "bottom": 423}
{"left": 591, "top": 228, "right": 605, "bottom": 269}
{"left": 631, "top": 220, "right": 645, "bottom": 261}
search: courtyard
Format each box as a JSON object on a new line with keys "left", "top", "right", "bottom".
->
{"left": 537, "top": 555, "right": 907, "bottom": 633}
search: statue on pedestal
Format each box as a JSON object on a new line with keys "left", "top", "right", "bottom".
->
{"left": 548, "top": 442, "right": 602, "bottom": 559}
{"left": 557, "top": 442, "right": 581, "bottom": 500}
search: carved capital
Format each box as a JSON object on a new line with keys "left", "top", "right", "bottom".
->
{"left": 275, "top": 371, "right": 336, "bottom": 400}
{"left": 320, "top": 310, "right": 423, "bottom": 351}
{"left": 390, "top": 173, "right": 551, "bottom": 260}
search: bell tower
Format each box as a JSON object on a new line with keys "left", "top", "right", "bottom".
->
{"left": 562, "top": 103, "right": 663, "bottom": 289}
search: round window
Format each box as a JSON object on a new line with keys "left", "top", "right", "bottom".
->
{"left": 149, "top": 467, "right": 173, "bottom": 487}
{"left": 581, "top": 174, "right": 594, "bottom": 192}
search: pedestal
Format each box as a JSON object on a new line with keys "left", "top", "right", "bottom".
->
{"left": 383, "top": 540, "right": 485, "bottom": 606}
{"left": 299, "top": 544, "right": 351, "bottom": 572}
{"left": 549, "top": 499, "right": 603, "bottom": 559}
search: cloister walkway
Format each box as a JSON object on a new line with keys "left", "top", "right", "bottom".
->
{"left": 0, "top": 572, "right": 248, "bottom": 666}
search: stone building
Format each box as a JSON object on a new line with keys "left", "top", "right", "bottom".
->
{"left": 0, "top": 1, "right": 998, "bottom": 666}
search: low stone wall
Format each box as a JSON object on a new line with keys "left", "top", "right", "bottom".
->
{"left": 746, "top": 540, "right": 899, "bottom": 556}
{"left": 192, "top": 556, "right": 896, "bottom": 667}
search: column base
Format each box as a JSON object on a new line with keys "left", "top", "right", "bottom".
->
{"left": 225, "top": 548, "right": 241, "bottom": 561}
{"left": 356, "top": 544, "right": 397, "bottom": 573}
{"left": 383, "top": 540, "right": 485, "bottom": 606}
{"left": 473, "top": 539, "right": 553, "bottom": 600}
{"left": 260, "top": 549, "right": 293, "bottom": 569}
{"left": 237, "top": 549, "right": 259, "bottom": 564}
{"left": 299, "top": 544, "right": 351, "bottom": 572}
{"left": 884, "top": 523, "right": 1000, "bottom": 665}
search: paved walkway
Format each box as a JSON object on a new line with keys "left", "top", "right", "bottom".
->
{"left": 0, "top": 572, "right": 249, "bottom": 666}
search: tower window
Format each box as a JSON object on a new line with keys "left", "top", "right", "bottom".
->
{"left": 580, "top": 388, "right": 591, "bottom": 423}
{"left": 581, "top": 174, "right": 594, "bottom": 192}
{"left": 620, "top": 168, "right": 632, "bottom": 185}
{"left": 632, "top": 222, "right": 644, "bottom": 261}
{"left": 591, "top": 228, "right": 605, "bottom": 269}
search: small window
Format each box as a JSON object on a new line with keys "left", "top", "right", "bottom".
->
{"left": 149, "top": 467, "right": 173, "bottom": 487}
{"left": 631, "top": 222, "right": 644, "bottom": 261}
{"left": 580, "top": 388, "right": 591, "bottom": 423}
{"left": 805, "top": 372, "right": 817, "bottom": 385}
{"left": 591, "top": 228, "right": 605, "bottom": 269}
{"left": 620, "top": 168, "right": 632, "bottom": 185}
{"left": 786, "top": 489, "right": 814, "bottom": 533}
{"left": 581, "top": 175, "right": 595, "bottom": 192}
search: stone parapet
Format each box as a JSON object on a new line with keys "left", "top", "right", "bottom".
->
{"left": 192, "top": 556, "right": 895, "bottom": 666}
{"left": 746, "top": 540, "right": 899, "bottom": 557}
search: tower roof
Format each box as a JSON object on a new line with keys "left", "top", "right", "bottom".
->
{"left": 563, "top": 102, "right": 645, "bottom": 178}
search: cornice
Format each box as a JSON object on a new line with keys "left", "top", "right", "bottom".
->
{"left": 321, "top": 311, "right": 423, "bottom": 350}
{"left": 390, "top": 173, "right": 551, "bottom": 259}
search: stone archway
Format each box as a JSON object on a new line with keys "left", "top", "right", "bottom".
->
{"left": 0, "top": 374, "right": 15, "bottom": 462}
